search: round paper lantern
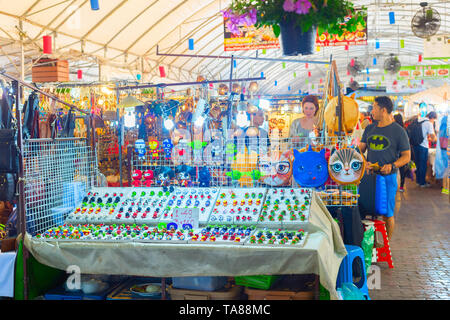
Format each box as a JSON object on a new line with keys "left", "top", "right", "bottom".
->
{"left": 218, "top": 84, "right": 229, "bottom": 95}
{"left": 232, "top": 83, "right": 241, "bottom": 94}
{"left": 248, "top": 81, "right": 259, "bottom": 93}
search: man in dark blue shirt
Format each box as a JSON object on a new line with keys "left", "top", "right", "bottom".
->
{"left": 360, "top": 96, "right": 411, "bottom": 240}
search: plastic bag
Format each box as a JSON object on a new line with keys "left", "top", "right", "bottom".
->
{"left": 361, "top": 226, "right": 374, "bottom": 271}
{"left": 338, "top": 282, "right": 365, "bottom": 300}
{"left": 434, "top": 135, "right": 448, "bottom": 179}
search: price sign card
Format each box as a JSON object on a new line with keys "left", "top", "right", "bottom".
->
{"left": 172, "top": 208, "right": 199, "bottom": 229}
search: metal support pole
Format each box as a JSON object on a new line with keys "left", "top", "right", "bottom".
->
{"left": 228, "top": 55, "right": 234, "bottom": 130}
{"left": 13, "top": 80, "right": 28, "bottom": 300}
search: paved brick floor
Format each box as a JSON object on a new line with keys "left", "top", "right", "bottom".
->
{"left": 368, "top": 179, "right": 450, "bottom": 300}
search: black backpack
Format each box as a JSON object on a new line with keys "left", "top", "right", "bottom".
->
{"left": 407, "top": 119, "right": 427, "bottom": 146}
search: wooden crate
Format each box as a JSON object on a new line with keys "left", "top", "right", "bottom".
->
{"left": 32, "top": 59, "right": 69, "bottom": 82}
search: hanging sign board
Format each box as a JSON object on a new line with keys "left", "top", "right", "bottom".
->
{"left": 172, "top": 207, "right": 199, "bottom": 229}
{"left": 386, "top": 80, "right": 426, "bottom": 94}
{"left": 397, "top": 65, "right": 450, "bottom": 80}
{"left": 223, "top": 19, "right": 280, "bottom": 51}
{"left": 316, "top": 13, "right": 367, "bottom": 47}
{"left": 424, "top": 35, "right": 450, "bottom": 60}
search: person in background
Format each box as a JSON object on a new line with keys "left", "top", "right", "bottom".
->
{"left": 414, "top": 111, "right": 437, "bottom": 188}
{"left": 288, "top": 94, "right": 319, "bottom": 148}
{"left": 394, "top": 113, "right": 410, "bottom": 192}
{"left": 360, "top": 96, "right": 411, "bottom": 240}
{"left": 437, "top": 115, "right": 448, "bottom": 194}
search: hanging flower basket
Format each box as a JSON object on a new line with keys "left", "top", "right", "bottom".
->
{"left": 223, "top": 1, "right": 367, "bottom": 57}
{"left": 279, "top": 18, "right": 316, "bottom": 56}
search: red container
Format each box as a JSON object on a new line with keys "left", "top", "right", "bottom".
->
{"left": 43, "top": 35, "right": 52, "bottom": 54}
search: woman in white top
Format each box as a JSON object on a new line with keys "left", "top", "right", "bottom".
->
{"left": 288, "top": 94, "right": 319, "bottom": 149}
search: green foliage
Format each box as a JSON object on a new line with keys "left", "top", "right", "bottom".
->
{"left": 229, "top": 0, "right": 367, "bottom": 36}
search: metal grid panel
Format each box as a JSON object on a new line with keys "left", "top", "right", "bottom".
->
{"left": 131, "top": 136, "right": 360, "bottom": 206}
{"left": 23, "top": 138, "right": 98, "bottom": 235}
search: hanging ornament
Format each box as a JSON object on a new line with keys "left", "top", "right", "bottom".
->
{"left": 90, "top": 0, "right": 99, "bottom": 11}
{"left": 137, "top": 74, "right": 142, "bottom": 81}
{"left": 288, "top": 86, "right": 291, "bottom": 91}
{"left": 261, "top": 72, "right": 264, "bottom": 78}
{"left": 282, "top": 62, "right": 286, "bottom": 69}
{"left": 308, "top": 71, "right": 311, "bottom": 77}
{"left": 293, "top": 72, "right": 297, "bottom": 78}
{"left": 366, "top": 68, "right": 370, "bottom": 74}
{"left": 262, "top": 49, "right": 266, "bottom": 55}
{"left": 274, "top": 81, "right": 277, "bottom": 86}
{"left": 159, "top": 66, "right": 166, "bottom": 78}
{"left": 418, "top": 54, "right": 423, "bottom": 62}
{"left": 233, "top": 60, "right": 237, "bottom": 68}
{"left": 320, "top": 78, "right": 323, "bottom": 84}
{"left": 400, "top": 39, "right": 405, "bottom": 48}
{"left": 388, "top": 12, "right": 395, "bottom": 24}
{"left": 43, "top": 35, "right": 52, "bottom": 54}
{"left": 188, "top": 39, "right": 194, "bottom": 50}
{"left": 347, "top": 70, "right": 350, "bottom": 76}
{"left": 77, "top": 70, "right": 82, "bottom": 80}
{"left": 350, "top": 59, "right": 355, "bottom": 67}
{"left": 305, "top": 63, "right": 309, "bottom": 69}
{"left": 375, "top": 40, "right": 380, "bottom": 49}
{"left": 373, "top": 58, "right": 377, "bottom": 65}
{"left": 345, "top": 45, "right": 349, "bottom": 51}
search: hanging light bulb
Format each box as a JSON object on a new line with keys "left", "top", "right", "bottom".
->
{"left": 236, "top": 111, "right": 250, "bottom": 127}
{"left": 164, "top": 118, "right": 175, "bottom": 130}
{"left": 259, "top": 99, "right": 270, "bottom": 110}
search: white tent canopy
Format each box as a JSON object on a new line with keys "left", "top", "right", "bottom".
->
{"left": 0, "top": 0, "right": 448, "bottom": 94}
{"left": 407, "top": 83, "right": 450, "bottom": 105}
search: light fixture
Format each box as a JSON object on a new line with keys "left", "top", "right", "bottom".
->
{"left": 124, "top": 108, "right": 136, "bottom": 128}
{"left": 101, "top": 86, "right": 112, "bottom": 95}
{"left": 236, "top": 111, "right": 250, "bottom": 127}
{"left": 164, "top": 118, "right": 175, "bottom": 130}
{"left": 259, "top": 99, "right": 270, "bottom": 110}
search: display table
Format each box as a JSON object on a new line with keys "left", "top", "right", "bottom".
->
{"left": 0, "top": 251, "right": 17, "bottom": 297}
{"left": 24, "top": 193, "right": 347, "bottom": 300}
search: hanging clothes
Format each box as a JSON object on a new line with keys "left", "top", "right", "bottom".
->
{"left": 22, "top": 92, "right": 40, "bottom": 139}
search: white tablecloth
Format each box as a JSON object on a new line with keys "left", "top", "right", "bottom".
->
{"left": 0, "top": 251, "right": 16, "bottom": 297}
{"left": 24, "top": 193, "right": 347, "bottom": 300}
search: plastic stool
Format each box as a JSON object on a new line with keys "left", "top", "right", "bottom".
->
{"left": 371, "top": 219, "right": 394, "bottom": 269}
{"left": 336, "top": 245, "right": 370, "bottom": 300}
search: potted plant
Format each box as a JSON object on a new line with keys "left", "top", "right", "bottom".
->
{"left": 223, "top": 0, "right": 367, "bottom": 56}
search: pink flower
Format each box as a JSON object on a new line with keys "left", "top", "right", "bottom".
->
{"left": 283, "top": 0, "right": 296, "bottom": 12}
{"left": 295, "top": 0, "right": 312, "bottom": 15}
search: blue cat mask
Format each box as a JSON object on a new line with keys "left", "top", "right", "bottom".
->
{"left": 293, "top": 146, "right": 329, "bottom": 188}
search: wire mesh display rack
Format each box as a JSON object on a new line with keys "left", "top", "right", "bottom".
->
{"left": 23, "top": 138, "right": 98, "bottom": 236}
{"left": 130, "top": 135, "right": 360, "bottom": 207}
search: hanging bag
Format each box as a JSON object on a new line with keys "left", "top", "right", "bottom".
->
{"left": 0, "top": 81, "right": 18, "bottom": 201}
{"left": 0, "top": 81, "right": 19, "bottom": 174}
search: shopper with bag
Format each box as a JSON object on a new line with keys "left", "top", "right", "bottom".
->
{"left": 359, "top": 97, "right": 411, "bottom": 240}
{"left": 407, "top": 111, "right": 437, "bottom": 188}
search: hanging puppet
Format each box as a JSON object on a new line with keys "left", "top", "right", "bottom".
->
{"left": 156, "top": 166, "right": 175, "bottom": 192}
{"left": 293, "top": 146, "right": 329, "bottom": 188}
{"left": 132, "top": 170, "right": 143, "bottom": 187}
{"left": 134, "top": 139, "right": 147, "bottom": 160}
{"left": 176, "top": 165, "right": 196, "bottom": 187}
{"left": 143, "top": 169, "right": 154, "bottom": 187}
{"left": 162, "top": 139, "right": 174, "bottom": 160}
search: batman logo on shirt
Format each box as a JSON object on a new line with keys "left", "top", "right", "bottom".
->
{"left": 368, "top": 135, "right": 390, "bottom": 151}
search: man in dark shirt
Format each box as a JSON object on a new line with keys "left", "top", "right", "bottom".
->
{"left": 360, "top": 96, "right": 411, "bottom": 240}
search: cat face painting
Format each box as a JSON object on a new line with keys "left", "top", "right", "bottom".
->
{"left": 259, "top": 150, "right": 293, "bottom": 186}
{"left": 293, "top": 146, "right": 329, "bottom": 188}
{"left": 328, "top": 147, "right": 365, "bottom": 185}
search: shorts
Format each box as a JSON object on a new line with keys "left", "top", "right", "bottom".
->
{"left": 375, "top": 173, "right": 398, "bottom": 218}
